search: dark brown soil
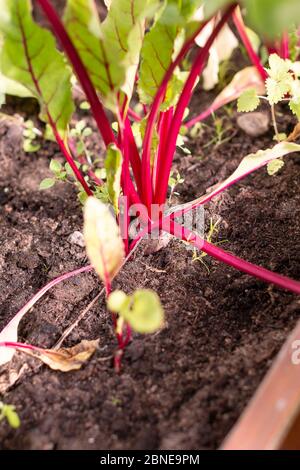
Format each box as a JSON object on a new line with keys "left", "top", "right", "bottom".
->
{"left": 0, "top": 0, "right": 300, "bottom": 450}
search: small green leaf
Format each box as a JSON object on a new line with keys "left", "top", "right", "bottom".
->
{"left": 24, "top": 120, "right": 34, "bottom": 129}
{"left": 39, "top": 178, "right": 55, "bottom": 190}
{"left": 273, "top": 133, "right": 287, "bottom": 142}
{"left": 76, "top": 141, "right": 85, "bottom": 155}
{"left": 65, "top": 161, "right": 80, "bottom": 177}
{"left": 78, "top": 191, "right": 88, "bottom": 205}
{"left": 75, "top": 120, "right": 86, "bottom": 133}
{"left": 120, "top": 289, "right": 164, "bottom": 334}
{"left": 267, "top": 159, "right": 285, "bottom": 176}
{"left": 94, "top": 184, "right": 110, "bottom": 204}
{"left": 23, "top": 139, "right": 41, "bottom": 153}
{"left": 107, "top": 290, "right": 128, "bottom": 312}
{"left": 267, "top": 54, "right": 291, "bottom": 80}
{"left": 82, "top": 127, "right": 92, "bottom": 137}
{"left": 23, "top": 129, "right": 36, "bottom": 139}
{"left": 107, "top": 289, "right": 164, "bottom": 334}
{"left": 289, "top": 98, "right": 300, "bottom": 120}
{"left": 44, "top": 124, "right": 56, "bottom": 142}
{"left": 95, "top": 168, "right": 107, "bottom": 180}
{"left": 49, "top": 159, "right": 62, "bottom": 174}
{"left": 266, "top": 77, "right": 291, "bottom": 105}
{"left": 265, "top": 54, "right": 294, "bottom": 105}
{"left": 79, "top": 101, "right": 91, "bottom": 110}
{"left": 237, "top": 88, "right": 260, "bottom": 112}
{"left": 3, "top": 405, "right": 20, "bottom": 429}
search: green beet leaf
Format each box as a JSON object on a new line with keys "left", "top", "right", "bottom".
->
{"left": 138, "top": 0, "right": 192, "bottom": 109}
{"left": 64, "top": 0, "right": 158, "bottom": 111}
{"left": 241, "top": 0, "right": 300, "bottom": 39}
{"left": 0, "top": 0, "right": 74, "bottom": 135}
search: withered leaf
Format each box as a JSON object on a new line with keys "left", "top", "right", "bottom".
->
{"left": 17, "top": 339, "right": 99, "bottom": 372}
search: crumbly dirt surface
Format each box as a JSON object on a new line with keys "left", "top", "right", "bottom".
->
{"left": 0, "top": 0, "right": 300, "bottom": 451}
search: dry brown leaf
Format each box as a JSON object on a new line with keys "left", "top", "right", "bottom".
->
{"left": 83, "top": 197, "right": 125, "bottom": 285}
{"left": 17, "top": 339, "right": 99, "bottom": 372}
{"left": 0, "top": 354, "right": 30, "bottom": 394}
{"left": 287, "top": 122, "right": 300, "bottom": 142}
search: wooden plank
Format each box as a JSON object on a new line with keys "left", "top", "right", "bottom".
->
{"left": 221, "top": 319, "right": 300, "bottom": 450}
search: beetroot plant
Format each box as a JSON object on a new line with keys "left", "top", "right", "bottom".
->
{"left": 0, "top": 0, "right": 300, "bottom": 370}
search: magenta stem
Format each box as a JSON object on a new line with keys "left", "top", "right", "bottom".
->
{"left": 128, "top": 107, "right": 142, "bottom": 122}
{"left": 169, "top": 221, "right": 300, "bottom": 295}
{"left": 0, "top": 341, "right": 37, "bottom": 351}
{"left": 154, "top": 107, "right": 173, "bottom": 195}
{"left": 281, "top": 32, "right": 290, "bottom": 59}
{"left": 0, "top": 265, "right": 93, "bottom": 343}
{"left": 140, "top": 18, "right": 210, "bottom": 210}
{"left": 50, "top": 120, "right": 93, "bottom": 195}
{"left": 124, "top": 116, "right": 143, "bottom": 195}
{"left": 37, "top": 0, "right": 115, "bottom": 147}
{"left": 185, "top": 106, "right": 216, "bottom": 128}
{"left": 155, "top": 6, "right": 236, "bottom": 206}
{"left": 232, "top": 8, "right": 268, "bottom": 82}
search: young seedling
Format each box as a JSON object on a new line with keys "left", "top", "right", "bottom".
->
{"left": 83, "top": 197, "right": 164, "bottom": 370}
{"left": 0, "top": 402, "right": 20, "bottom": 429}
{"left": 238, "top": 54, "right": 300, "bottom": 143}
{"left": 238, "top": 53, "right": 300, "bottom": 173}
{"left": 192, "top": 218, "right": 228, "bottom": 273}
{"left": 69, "top": 120, "right": 93, "bottom": 165}
{"left": 168, "top": 171, "right": 185, "bottom": 204}
{"left": 23, "top": 119, "right": 41, "bottom": 153}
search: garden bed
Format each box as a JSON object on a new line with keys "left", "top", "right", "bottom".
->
{"left": 0, "top": 91, "right": 300, "bottom": 449}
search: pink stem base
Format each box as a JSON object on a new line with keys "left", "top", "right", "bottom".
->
{"left": 169, "top": 221, "right": 300, "bottom": 295}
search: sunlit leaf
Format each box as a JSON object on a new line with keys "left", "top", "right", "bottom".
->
{"left": 39, "top": 178, "right": 55, "bottom": 190}
{"left": 138, "top": 0, "right": 202, "bottom": 108}
{"left": 121, "top": 289, "right": 164, "bottom": 334}
{"left": 64, "top": 0, "right": 157, "bottom": 110}
{"left": 83, "top": 197, "right": 125, "bottom": 285}
{"left": 266, "top": 77, "right": 291, "bottom": 105}
{"left": 0, "top": 72, "right": 33, "bottom": 99}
